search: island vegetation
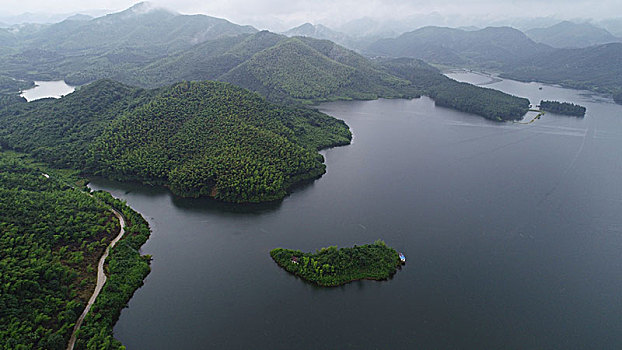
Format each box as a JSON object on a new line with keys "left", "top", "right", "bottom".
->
{"left": 0, "top": 150, "right": 150, "bottom": 349}
{"left": 270, "top": 240, "right": 402, "bottom": 287}
{"left": 539, "top": 100, "right": 586, "bottom": 116}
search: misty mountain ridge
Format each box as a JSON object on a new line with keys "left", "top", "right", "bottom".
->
{"left": 365, "top": 26, "right": 553, "bottom": 68}
{"left": 283, "top": 23, "right": 353, "bottom": 47}
{"left": 526, "top": 21, "right": 621, "bottom": 48}
{"left": 1, "top": 2, "right": 256, "bottom": 53}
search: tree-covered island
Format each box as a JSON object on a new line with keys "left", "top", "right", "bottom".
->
{"left": 270, "top": 240, "right": 403, "bottom": 287}
{"left": 539, "top": 100, "right": 587, "bottom": 117}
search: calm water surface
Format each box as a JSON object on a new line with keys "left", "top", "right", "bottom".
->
{"left": 20, "top": 80, "right": 74, "bottom": 101}
{"left": 90, "top": 73, "right": 622, "bottom": 349}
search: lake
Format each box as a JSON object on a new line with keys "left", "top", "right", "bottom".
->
{"left": 20, "top": 80, "right": 74, "bottom": 101}
{"left": 90, "top": 73, "right": 622, "bottom": 349}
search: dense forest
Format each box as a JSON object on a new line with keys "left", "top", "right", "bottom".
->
{"left": 613, "top": 91, "right": 622, "bottom": 105}
{"left": 0, "top": 80, "right": 352, "bottom": 203}
{"left": 539, "top": 100, "right": 586, "bottom": 116}
{"left": 379, "top": 58, "right": 530, "bottom": 121}
{"left": 0, "top": 151, "right": 113, "bottom": 348}
{"left": 73, "top": 191, "right": 151, "bottom": 350}
{"left": 270, "top": 240, "right": 402, "bottom": 287}
{"left": 0, "top": 150, "right": 152, "bottom": 349}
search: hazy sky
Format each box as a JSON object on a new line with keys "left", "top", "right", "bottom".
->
{"left": 1, "top": 0, "right": 620, "bottom": 30}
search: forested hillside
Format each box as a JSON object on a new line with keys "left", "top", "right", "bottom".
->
{"left": 103, "top": 31, "right": 419, "bottom": 104}
{"left": 0, "top": 80, "right": 352, "bottom": 203}
{"left": 0, "top": 151, "right": 152, "bottom": 349}
{"left": 0, "top": 151, "right": 116, "bottom": 349}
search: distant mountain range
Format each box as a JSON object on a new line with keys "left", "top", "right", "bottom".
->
{"left": 354, "top": 23, "right": 622, "bottom": 101}
{"left": 0, "top": 3, "right": 584, "bottom": 114}
{"left": 364, "top": 26, "right": 553, "bottom": 68}
{"left": 526, "top": 21, "right": 621, "bottom": 48}
{"left": 283, "top": 23, "right": 352, "bottom": 47}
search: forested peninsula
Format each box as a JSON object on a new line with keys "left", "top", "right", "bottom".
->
{"left": 0, "top": 80, "right": 352, "bottom": 203}
{"left": 270, "top": 241, "right": 403, "bottom": 287}
{"left": 539, "top": 100, "right": 586, "bottom": 116}
{"left": 0, "top": 150, "right": 151, "bottom": 349}
{"left": 379, "top": 58, "right": 531, "bottom": 121}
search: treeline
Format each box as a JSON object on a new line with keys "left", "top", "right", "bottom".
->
{"left": 539, "top": 100, "right": 586, "bottom": 117}
{"left": 379, "top": 58, "right": 530, "bottom": 121}
{"left": 614, "top": 91, "right": 622, "bottom": 105}
{"left": 0, "top": 151, "right": 116, "bottom": 349}
{"left": 73, "top": 191, "right": 151, "bottom": 350}
{"left": 0, "top": 80, "right": 351, "bottom": 203}
{"left": 270, "top": 240, "right": 401, "bottom": 287}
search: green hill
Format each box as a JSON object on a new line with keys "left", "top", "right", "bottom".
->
{"left": 117, "top": 32, "right": 419, "bottom": 103}
{"left": 0, "top": 80, "right": 351, "bottom": 203}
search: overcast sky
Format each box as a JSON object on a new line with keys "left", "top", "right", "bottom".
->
{"left": 0, "top": 0, "right": 620, "bottom": 30}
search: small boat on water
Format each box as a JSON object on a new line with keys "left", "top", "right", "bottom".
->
{"left": 399, "top": 252, "right": 406, "bottom": 264}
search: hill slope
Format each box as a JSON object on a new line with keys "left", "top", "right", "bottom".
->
{"left": 116, "top": 31, "right": 419, "bottom": 103}
{"left": 525, "top": 21, "right": 621, "bottom": 48}
{"left": 0, "top": 80, "right": 352, "bottom": 203}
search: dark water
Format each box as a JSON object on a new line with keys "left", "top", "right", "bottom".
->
{"left": 90, "top": 73, "right": 622, "bottom": 349}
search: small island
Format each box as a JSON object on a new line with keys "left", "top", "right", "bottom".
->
{"left": 270, "top": 240, "right": 404, "bottom": 287}
{"left": 539, "top": 100, "right": 586, "bottom": 117}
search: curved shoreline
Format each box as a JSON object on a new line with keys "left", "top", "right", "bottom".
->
{"left": 66, "top": 208, "right": 126, "bottom": 350}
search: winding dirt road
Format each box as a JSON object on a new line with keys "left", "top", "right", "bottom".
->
{"left": 66, "top": 208, "right": 126, "bottom": 350}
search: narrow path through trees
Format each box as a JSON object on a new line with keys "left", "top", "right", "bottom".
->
{"left": 66, "top": 208, "right": 126, "bottom": 350}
